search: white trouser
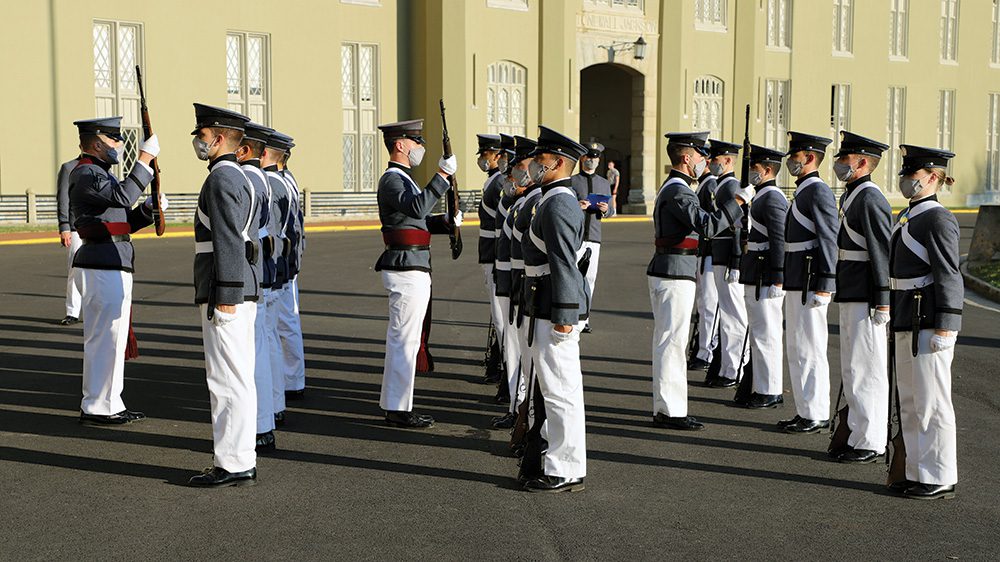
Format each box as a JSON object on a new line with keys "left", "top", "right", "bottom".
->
{"left": 266, "top": 288, "right": 286, "bottom": 415}
{"left": 201, "top": 301, "right": 257, "bottom": 473}
{"left": 482, "top": 264, "right": 504, "bottom": 335}
{"left": 712, "top": 265, "right": 749, "bottom": 380}
{"left": 744, "top": 285, "right": 784, "bottom": 396}
{"left": 79, "top": 269, "right": 131, "bottom": 415}
{"left": 254, "top": 289, "right": 275, "bottom": 434}
{"left": 380, "top": 270, "right": 432, "bottom": 412}
{"left": 498, "top": 295, "right": 521, "bottom": 414}
{"left": 65, "top": 231, "right": 82, "bottom": 317}
{"left": 582, "top": 241, "right": 601, "bottom": 313}
{"left": 839, "top": 302, "right": 889, "bottom": 453}
{"left": 649, "top": 276, "right": 696, "bottom": 417}
{"left": 895, "top": 330, "right": 958, "bottom": 486}
{"left": 785, "top": 292, "right": 831, "bottom": 420}
{"left": 694, "top": 256, "right": 719, "bottom": 361}
{"left": 529, "top": 318, "right": 587, "bottom": 479}
{"left": 278, "top": 278, "right": 306, "bottom": 392}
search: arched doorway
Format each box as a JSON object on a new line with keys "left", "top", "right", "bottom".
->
{"left": 579, "top": 63, "right": 645, "bottom": 213}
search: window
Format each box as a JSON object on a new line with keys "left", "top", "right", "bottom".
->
{"left": 940, "top": 0, "right": 959, "bottom": 62}
{"left": 993, "top": 1, "right": 1000, "bottom": 64}
{"left": 695, "top": 0, "right": 726, "bottom": 29}
{"left": 885, "top": 87, "right": 907, "bottom": 191}
{"left": 487, "top": 61, "right": 527, "bottom": 136}
{"left": 342, "top": 43, "right": 380, "bottom": 192}
{"left": 92, "top": 20, "right": 143, "bottom": 177}
{"left": 766, "top": 0, "right": 791, "bottom": 49}
{"left": 889, "top": 0, "right": 909, "bottom": 59}
{"left": 226, "top": 32, "right": 270, "bottom": 125}
{"left": 487, "top": 0, "right": 528, "bottom": 10}
{"left": 692, "top": 76, "right": 724, "bottom": 138}
{"left": 764, "top": 79, "right": 790, "bottom": 185}
{"left": 987, "top": 94, "right": 1000, "bottom": 192}
{"left": 585, "top": 0, "right": 643, "bottom": 10}
{"left": 832, "top": 0, "right": 853, "bottom": 54}
{"left": 938, "top": 90, "right": 956, "bottom": 151}
{"left": 830, "top": 84, "right": 851, "bottom": 180}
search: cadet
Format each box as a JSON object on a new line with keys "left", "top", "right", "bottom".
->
{"left": 519, "top": 126, "right": 588, "bottom": 492}
{"left": 492, "top": 133, "right": 520, "bottom": 412}
{"left": 477, "top": 134, "right": 507, "bottom": 381}
{"left": 69, "top": 117, "right": 161, "bottom": 425}
{"left": 705, "top": 140, "right": 749, "bottom": 387}
{"left": 888, "top": 145, "right": 961, "bottom": 500}
{"left": 739, "top": 145, "right": 788, "bottom": 409}
{"left": 236, "top": 121, "right": 278, "bottom": 452}
{"left": 571, "top": 141, "right": 615, "bottom": 334}
{"left": 262, "top": 132, "right": 293, "bottom": 427}
{"left": 688, "top": 149, "right": 720, "bottom": 370}
{"left": 830, "top": 131, "right": 892, "bottom": 465}
{"left": 374, "top": 119, "right": 458, "bottom": 429}
{"left": 648, "top": 132, "right": 751, "bottom": 431}
{"left": 187, "top": 104, "right": 260, "bottom": 487}
{"left": 781, "top": 132, "right": 838, "bottom": 434}
{"left": 57, "top": 154, "right": 83, "bottom": 325}
{"left": 277, "top": 139, "right": 307, "bottom": 400}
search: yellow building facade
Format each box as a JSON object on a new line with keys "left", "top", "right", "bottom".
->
{"left": 3, "top": 0, "right": 1000, "bottom": 219}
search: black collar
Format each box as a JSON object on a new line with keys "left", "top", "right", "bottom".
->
{"left": 846, "top": 174, "right": 872, "bottom": 191}
{"left": 669, "top": 169, "right": 695, "bottom": 183}
{"left": 263, "top": 164, "right": 279, "bottom": 172}
{"left": 910, "top": 193, "right": 938, "bottom": 208}
{"left": 718, "top": 171, "right": 735, "bottom": 180}
{"left": 81, "top": 153, "right": 112, "bottom": 171}
{"left": 757, "top": 179, "right": 778, "bottom": 189}
{"left": 388, "top": 161, "right": 411, "bottom": 174}
{"left": 540, "top": 177, "right": 573, "bottom": 193}
{"left": 241, "top": 158, "right": 262, "bottom": 169}
{"left": 795, "top": 171, "right": 820, "bottom": 185}
{"left": 209, "top": 152, "right": 238, "bottom": 170}
{"left": 487, "top": 167, "right": 500, "bottom": 176}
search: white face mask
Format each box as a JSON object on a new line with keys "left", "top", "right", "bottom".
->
{"left": 528, "top": 160, "right": 550, "bottom": 185}
{"left": 192, "top": 136, "right": 212, "bottom": 161}
{"left": 498, "top": 155, "right": 509, "bottom": 172}
{"left": 408, "top": 144, "right": 426, "bottom": 167}
{"left": 899, "top": 175, "right": 931, "bottom": 199}
{"left": 693, "top": 158, "right": 707, "bottom": 178}
{"left": 786, "top": 158, "right": 804, "bottom": 177}
{"left": 833, "top": 161, "right": 855, "bottom": 182}
{"left": 582, "top": 158, "right": 598, "bottom": 172}
{"left": 512, "top": 166, "right": 533, "bottom": 188}
{"left": 501, "top": 175, "right": 517, "bottom": 197}
{"left": 748, "top": 170, "right": 764, "bottom": 186}
{"left": 477, "top": 156, "right": 491, "bottom": 172}
{"left": 708, "top": 162, "right": 724, "bottom": 176}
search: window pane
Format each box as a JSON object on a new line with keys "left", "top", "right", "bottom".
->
{"left": 341, "top": 44, "right": 355, "bottom": 106}
{"left": 248, "top": 36, "right": 263, "bottom": 97}
{"left": 93, "top": 23, "right": 112, "bottom": 91}
{"left": 117, "top": 25, "right": 137, "bottom": 92}
{"left": 227, "top": 35, "right": 242, "bottom": 96}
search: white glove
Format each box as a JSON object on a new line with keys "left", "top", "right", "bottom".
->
{"left": 871, "top": 308, "right": 891, "bottom": 326}
{"left": 439, "top": 155, "right": 458, "bottom": 176}
{"left": 807, "top": 292, "right": 831, "bottom": 308}
{"left": 767, "top": 285, "right": 785, "bottom": 299}
{"left": 930, "top": 333, "right": 957, "bottom": 353}
{"left": 726, "top": 269, "right": 740, "bottom": 284}
{"left": 211, "top": 307, "right": 238, "bottom": 327}
{"left": 452, "top": 210, "right": 464, "bottom": 227}
{"left": 551, "top": 325, "right": 576, "bottom": 344}
{"left": 144, "top": 192, "right": 169, "bottom": 211}
{"left": 735, "top": 185, "right": 756, "bottom": 204}
{"left": 140, "top": 134, "right": 160, "bottom": 158}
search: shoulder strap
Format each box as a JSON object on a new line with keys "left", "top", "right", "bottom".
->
{"left": 204, "top": 160, "right": 255, "bottom": 243}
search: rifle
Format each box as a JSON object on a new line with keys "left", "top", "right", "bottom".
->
{"left": 730, "top": 104, "right": 752, "bottom": 268}
{"left": 439, "top": 99, "right": 462, "bottom": 259}
{"left": 828, "top": 385, "right": 851, "bottom": 456}
{"left": 886, "top": 331, "right": 907, "bottom": 486}
{"left": 135, "top": 65, "right": 165, "bottom": 236}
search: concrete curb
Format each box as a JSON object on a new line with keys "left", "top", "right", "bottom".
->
{"left": 961, "top": 258, "right": 1000, "bottom": 303}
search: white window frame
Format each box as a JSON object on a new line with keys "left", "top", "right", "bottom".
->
{"left": 986, "top": 93, "right": 1000, "bottom": 193}
{"left": 694, "top": 0, "right": 727, "bottom": 31}
{"left": 889, "top": 0, "right": 909, "bottom": 60}
{"left": 885, "top": 86, "right": 907, "bottom": 192}
{"left": 938, "top": 90, "right": 956, "bottom": 152}
{"left": 829, "top": 84, "right": 851, "bottom": 181}
{"left": 993, "top": 0, "right": 1000, "bottom": 65}
{"left": 341, "top": 0, "right": 381, "bottom": 5}
{"left": 766, "top": 0, "right": 791, "bottom": 50}
{"left": 487, "top": 0, "right": 529, "bottom": 11}
{"left": 341, "top": 42, "right": 380, "bottom": 192}
{"left": 764, "top": 78, "right": 790, "bottom": 185}
{"left": 226, "top": 31, "right": 271, "bottom": 126}
{"left": 692, "top": 75, "right": 724, "bottom": 139}
{"left": 832, "top": 0, "right": 853, "bottom": 55}
{"left": 940, "top": 0, "right": 959, "bottom": 63}
{"left": 584, "top": 0, "right": 644, "bottom": 12}
{"left": 487, "top": 60, "right": 527, "bottom": 136}
{"left": 92, "top": 19, "right": 144, "bottom": 178}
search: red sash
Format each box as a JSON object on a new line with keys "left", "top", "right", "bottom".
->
{"left": 382, "top": 229, "right": 432, "bottom": 246}
{"left": 655, "top": 236, "right": 699, "bottom": 250}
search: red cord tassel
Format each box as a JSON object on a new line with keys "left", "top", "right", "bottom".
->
{"left": 124, "top": 306, "right": 139, "bottom": 360}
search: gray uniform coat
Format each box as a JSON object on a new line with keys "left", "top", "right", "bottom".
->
{"left": 710, "top": 172, "right": 747, "bottom": 269}
{"left": 783, "top": 171, "right": 839, "bottom": 292}
{"left": 647, "top": 170, "right": 743, "bottom": 282}
{"left": 374, "top": 162, "right": 451, "bottom": 273}
{"left": 494, "top": 191, "right": 522, "bottom": 297}
{"left": 835, "top": 174, "right": 891, "bottom": 307}
{"left": 477, "top": 169, "right": 503, "bottom": 263}
{"left": 242, "top": 160, "right": 271, "bottom": 289}
{"left": 281, "top": 168, "right": 304, "bottom": 277}
{"left": 570, "top": 171, "right": 616, "bottom": 243}
{"left": 510, "top": 187, "right": 543, "bottom": 316}
{"left": 264, "top": 166, "right": 291, "bottom": 289}
{"left": 695, "top": 172, "right": 718, "bottom": 257}
{"left": 57, "top": 157, "right": 81, "bottom": 233}
{"left": 739, "top": 180, "right": 788, "bottom": 288}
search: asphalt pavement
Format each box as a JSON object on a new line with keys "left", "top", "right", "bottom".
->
{"left": 1, "top": 217, "right": 998, "bottom": 561}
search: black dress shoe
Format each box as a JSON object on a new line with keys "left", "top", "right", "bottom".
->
{"left": 746, "top": 393, "right": 784, "bottom": 409}
{"left": 784, "top": 418, "right": 829, "bottom": 434}
{"left": 384, "top": 410, "right": 434, "bottom": 428}
{"left": 188, "top": 466, "right": 257, "bottom": 488}
{"left": 494, "top": 389, "right": 511, "bottom": 405}
{"left": 887, "top": 479, "right": 917, "bottom": 495}
{"left": 709, "top": 377, "right": 738, "bottom": 389}
{"left": 285, "top": 389, "right": 305, "bottom": 401}
{"left": 581, "top": 323, "right": 592, "bottom": 334}
{"left": 903, "top": 483, "right": 956, "bottom": 500}
{"left": 836, "top": 448, "right": 882, "bottom": 464}
{"left": 79, "top": 410, "right": 145, "bottom": 425}
{"left": 524, "top": 475, "right": 585, "bottom": 493}
{"left": 60, "top": 315, "right": 80, "bottom": 326}
{"left": 777, "top": 415, "right": 803, "bottom": 428}
{"left": 491, "top": 412, "right": 516, "bottom": 429}
{"left": 688, "top": 357, "right": 711, "bottom": 371}
{"left": 652, "top": 413, "right": 705, "bottom": 431}
{"left": 255, "top": 431, "right": 276, "bottom": 453}
{"left": 274, "top": 411, "right": 286, "bottom": 427}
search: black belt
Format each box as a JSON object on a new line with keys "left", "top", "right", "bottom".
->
{"left": 655, "top": 247, "right": 697, "bottom": 255}
{"left": 386, "top": 244, "right": 431, "bottom": 251}
{"left": 82, "top": 234, "right": 130, "bottom": 245}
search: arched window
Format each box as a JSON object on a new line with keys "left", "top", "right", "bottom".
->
{"left": 487, "top": 60, "right": 527, "bottom": 135}
{"left": 692, "top": 75, "right": 724, "bottom": 138}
